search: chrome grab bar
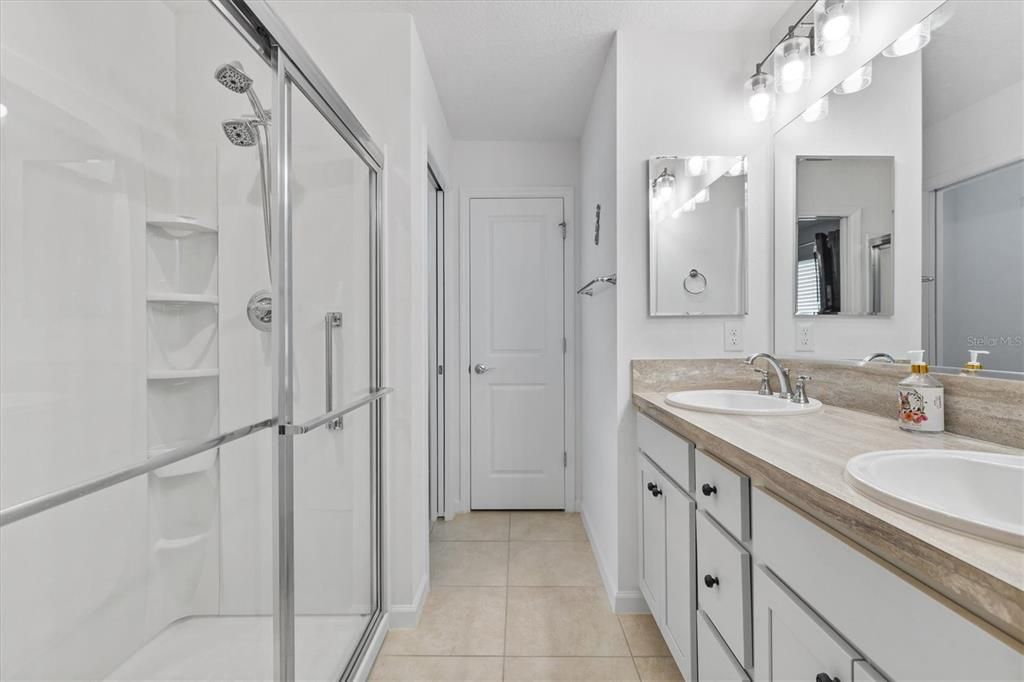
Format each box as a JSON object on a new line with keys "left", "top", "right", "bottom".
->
{"left": 0, "top": 417, "right": 276, "bottom": 528}
{"left": 280, "top": 387, "right": 393, "bottom": 436}
{"left": 325, "top": 312, "right": 344, "bottom": 430}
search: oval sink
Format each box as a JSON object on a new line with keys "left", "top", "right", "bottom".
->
{"left": 664, "top": 390, "right": 822, "bottom": 415}
{"left": 845, "top": 450, "right": 1024, "bottom": 546}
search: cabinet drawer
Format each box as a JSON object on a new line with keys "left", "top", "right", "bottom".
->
{"left": 638, "top": 413, "right": 694, "bottom": 491}
{"left": 754, "top": 565, "right": 863, "bottom": 682}
{"left": 698, "top": 609, "right": 751, "bottom": 682}
{"left": 695, "top": 448, "right": 750, "bottom": 542}
{"left": 697, "top": 510, "right": 752, "bottom": 668}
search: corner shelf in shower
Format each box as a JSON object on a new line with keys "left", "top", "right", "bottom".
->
{"left": 147, "top": 369, "right": 220, "bottom": 380}
{"left": 147, "top": 293, "right": 219, "bottom": 305}
{"left": 146, "top": 215, "right": 218, "bottom": 236}
{"left": 149, "top": 441, "right": 218, "bottom": 479}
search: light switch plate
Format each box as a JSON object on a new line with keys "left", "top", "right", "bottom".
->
{"left": 796, "top": 322, "right": 814, "bottom": 352}
{"left": 724, "top": 321, "right": 743, "bottom": 351}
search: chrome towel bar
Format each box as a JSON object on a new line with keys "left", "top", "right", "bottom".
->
{"left": 280, "top": 387, "right": 393, "bottom": 435}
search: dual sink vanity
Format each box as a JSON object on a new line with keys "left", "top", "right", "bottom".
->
{"left": 632, "top": 357, "right": 1023, "bottom": 682}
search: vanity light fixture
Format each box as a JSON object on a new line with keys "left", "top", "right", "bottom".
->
{"left": 651, "top": 167, "right": 675, "bottom": 202}
{"left": 883, "top": 19, "right": 931, "bottom": 57}
{"left": 685, "top": 156, "right": 707, "bottom": 176}
{"left": 745, "top": 70, "right": 775, "bottom": 123}
{"left": 801, "top": 95, "right": 830, "bottom": 122}
{"left": 774, "top": 35, "right": 812, "bottom": 94}
{"left": 833, "top": 61, "right": 872, "bottom": 94}
{"left": 814, "top": 0, "right": 859, "bottom": 57}
{"left": 725, "top": 157, "right": 748, "bottom": 176}
{"left": 695, "top": 188, "right": 710, "bottom": 204}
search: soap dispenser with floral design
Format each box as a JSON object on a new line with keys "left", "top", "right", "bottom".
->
{"left": 898, "top": 350, "right": 944, "bottom": 433}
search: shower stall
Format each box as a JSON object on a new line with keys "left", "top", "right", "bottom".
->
{"left": 0, "top": 1, "right": 387, "bottom": 680}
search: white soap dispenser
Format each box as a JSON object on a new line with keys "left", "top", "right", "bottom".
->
{"left": 897, "top": 350, "right": 944, "bottom": 432}
{"left": 963, "top": 350, "right": 990, "bottom": 374}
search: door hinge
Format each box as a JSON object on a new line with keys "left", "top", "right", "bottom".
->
{"left": 437, "top": 365, "right": 444, "bottom": 375}
{"left": 559, "top": 220, "right": 567, "bottom": 240}
{"left": 563, "top": 451, "right": 568, "bottom": 468}
{"left": 562, "top": 336, "right": 567, "bottom": 354}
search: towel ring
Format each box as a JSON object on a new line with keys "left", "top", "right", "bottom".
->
{"left": 683, "top": 268, "right": 707, "bottom": 295}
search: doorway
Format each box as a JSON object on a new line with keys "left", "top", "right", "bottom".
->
{"left": 467, "top": 195, "right": 568, "bottom": 510}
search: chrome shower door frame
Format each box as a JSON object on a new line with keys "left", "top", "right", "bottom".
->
{"left": 213, "top": 2, "right": 387, "bottom": 680}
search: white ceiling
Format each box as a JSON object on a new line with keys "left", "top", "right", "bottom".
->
{"left": 331, "top": 1, "right": 791, "bottom": 140}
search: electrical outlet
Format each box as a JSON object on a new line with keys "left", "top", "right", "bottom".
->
{"left": 724, "top": 321, "right": 743, "bottom": 351}
{"left": 796, "top": 322, "right": 814, "bottom": 352}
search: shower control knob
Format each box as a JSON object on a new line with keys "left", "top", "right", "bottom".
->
{"left": 474, "top": 363, "right": 494, "bottom": 374}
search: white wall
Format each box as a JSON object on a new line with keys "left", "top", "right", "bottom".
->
{"left": 578, "top": 40, "right": 620, "bottom": 607}
{"left": 774, "top": 51, "right": 922, "bottom": 358}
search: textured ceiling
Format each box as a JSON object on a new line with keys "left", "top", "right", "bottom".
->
{"left": 327, "top": 1, "right": 791, "bottom": 140}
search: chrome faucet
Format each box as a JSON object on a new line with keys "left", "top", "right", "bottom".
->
{"left": 863, "top": 352, "right": 896, "bottom": 363}
{"left": 745, "top": 353, "right": 794, "bottom": 399}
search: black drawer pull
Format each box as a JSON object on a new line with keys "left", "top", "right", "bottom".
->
{"left": 651, "top": 485, "right": 663, "bottom": 497}
{"left": 703, "top": 574, "right": 719, "bottom": 588}
{"left": 701, "top": 483, "right": 717, "bottom": 497}
{"left": 815, "top": 674, "right": 839, "bottom": 682}
{"left": 647, "top": 482, "right": 656, "bottom": 492}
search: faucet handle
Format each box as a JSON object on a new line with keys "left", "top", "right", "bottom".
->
{"left": 791, "top": 375, "right": 812, "bottom": 404}
{"left": 753, "top": 368, "right": 772, "bottom": 395}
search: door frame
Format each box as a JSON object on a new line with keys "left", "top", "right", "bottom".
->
{"left": 427, "top": 162, "right": 447, "bottom": 522}
{"left": 458, "top": 186, "right": 577, "bottom": 513}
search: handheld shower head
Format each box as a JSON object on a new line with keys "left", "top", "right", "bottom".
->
{"left": 222, "top": 118, "right": 258, "bottom": 147}
{"left": 215, "top": 61, "right": 253, "bottom": 94}
{"left": 215, "top": 61, "right": 270, "bottom": 122}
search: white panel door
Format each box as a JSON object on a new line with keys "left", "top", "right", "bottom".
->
{"left": 470, "top": 197, "right": 565, "bottom": 509}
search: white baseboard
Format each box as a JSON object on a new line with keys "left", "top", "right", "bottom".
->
{"left": 388, "top": 574, "right": 429, "bottom": 629}
{"left": 352, "top": 612, "right": 390, "bottom": 681}
{"left": 580, "top": 508, "right": 650, "bottom": 615}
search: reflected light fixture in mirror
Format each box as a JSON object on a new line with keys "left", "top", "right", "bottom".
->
{"left": 725, "top": 157, "right": 748, "bottom": 176}
{"left": 801, "top": 95, "right": 830, "bottom": 122}
{"left": 0, "top": 103, "right": 7, "bottom": 119}
{"left": 651, "top": 167, "right": 675, "bottom": 203}
{"left": 815, "top": 0, "right": 860, "bottom": 56}
{"left": 685, "top": 156, "right": 707, "bottom": 176}
{"left": 745, "top": 71, "right": 775, "bottom": 122}
{"left": 775, "top": 35, "right": 812, "bottom": 94}
{"left": 883, "top": 19, "right": 932, "bottom": 57}
{"left": 834, "top": 61, "right": 872, "bottom": 94}
{"left": 695, "top": 188, "right": 710, "bottom": 204}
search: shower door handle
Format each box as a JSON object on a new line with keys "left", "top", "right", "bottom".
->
{"left": 325, "top": 312, "right": 344, "bottom": 430}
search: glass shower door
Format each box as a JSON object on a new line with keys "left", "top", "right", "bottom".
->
{"left": 270, "top": 51, "right": 383, "bottom": 680}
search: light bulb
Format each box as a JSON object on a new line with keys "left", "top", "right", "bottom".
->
{"left": 883, "top": 20, "right": 931, "bottom": 57}
{"left": 0, "top": 104, "right": 7, "bottom": 119}
{"left": 657, "top": 183, "right": 673, "bottom": 203}
{"left": 685, "top": 156, "right": 706, "bottom": 176}
{"left": 833, "top": 62, "right": 872, "bottom": 95}
{"left": 774, "top": 36, "right": 811, "bottom": 95}
{"left": 802, "top": 96, "right": 829, "bottom": 122}
{"left": 745, "top": 72, "right": 774, "bottom": 123}
{"left": 725, "top": 157, "right": 747, "bottom": 177}
{"left": 815, "top": 0, "right": 859, "bottom": 57}
{"left": 695, "top": 188, "right": 710, "bottom": 204}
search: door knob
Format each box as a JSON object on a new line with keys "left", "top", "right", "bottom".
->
{"left": 474, "top": 363, "right": 494, "bottom": 374}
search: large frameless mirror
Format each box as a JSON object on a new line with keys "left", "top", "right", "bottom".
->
{"left": 648, "top": 155, "right": 748, "bottom": 316}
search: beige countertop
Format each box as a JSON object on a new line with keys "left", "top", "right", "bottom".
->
{"left": 633, "top": 391, "right": 1024, "bottom": 645}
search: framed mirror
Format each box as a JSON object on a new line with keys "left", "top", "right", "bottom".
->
{"left": 648, "top": 155, "right": 747, "bottom": 316}
{"left": 795, "top": 155, "right": 895, "bottom": 316}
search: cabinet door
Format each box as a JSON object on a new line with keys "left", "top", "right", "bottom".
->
{"left": 754, "top": 566, "right": 862, "bottom": 682}
{"left": 698, "top": 610, "right": 751, "bottom": 682}
{"left": 664, "top": 480, "right": 696, "bottom": 682}
{"left": 639, "top": 455, "right": 666, "bottom": 622}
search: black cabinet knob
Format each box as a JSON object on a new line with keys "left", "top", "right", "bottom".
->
{"left": 703, "top": 574, "right": 719, "bottom": 588}
{"left": 701, "top": 483, "right": 717, "bottom": 497}
{"left": 815, "top": 674, "right": 839, "bottom": 682}
{"left": 647, "top": 482, "right": 656, "bottom": 492}
{"left": 651, "top": 485, "right": 663, "bottom": 497}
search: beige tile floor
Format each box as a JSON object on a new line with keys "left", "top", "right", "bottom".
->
{"left": 371, "top": 512, "right": 684, "bottom": 681}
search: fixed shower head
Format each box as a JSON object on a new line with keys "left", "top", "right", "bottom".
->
{"left": 215, "top": 61, "right": 253, "bottom": 94}
{"left": 222, "top": 118, "right": 258, "bottom": 147}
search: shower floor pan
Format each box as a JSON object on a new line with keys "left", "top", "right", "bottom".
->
{"left": 106, "top": 615, "right": 369, "bottom": 681}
